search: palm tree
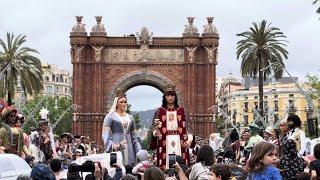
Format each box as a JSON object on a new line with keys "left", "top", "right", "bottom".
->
{"left": 0, "top": 33, "right": 43, "bottom": 105}
{"left": 236, "top": 20, "right": 288, "bottom": 119}
{"left": 314, "top": 0, "right": 320, "bottom": 17}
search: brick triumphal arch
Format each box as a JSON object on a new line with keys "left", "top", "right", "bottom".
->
{"left": 70, "top": 16, "right": 219, "bottom": 144}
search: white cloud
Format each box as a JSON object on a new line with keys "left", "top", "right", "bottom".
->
{"left": 1, "top": 0, "right": 319, "bottom": 110}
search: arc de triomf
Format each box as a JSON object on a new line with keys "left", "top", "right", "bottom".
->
{"left": 70, "top": 16, "right": 219, "bottom": 145}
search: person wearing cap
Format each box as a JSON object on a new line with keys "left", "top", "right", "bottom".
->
{"left": 150, "top": 84, "right": 195, "bottom": 169}
{"left": 265, "top": 126, "right": 279, "bottom": 145}
{"left": 0, "top": 106, "right": 30, "bottom": 156}
{"left": 102, "top": 89, "right": 141, "bottom": 165}
{"left": 263, "top": 126, "right": 273, "bottom": 141}
{"left": 39, "top": 119, "right": 53, "bottom": 161}
{"left": 15, "top": 113, "right": 32, "bottom": 157}
{"left": 132, "top": 150, "right": 150, "bottom": 174}
{"left": 244, "top": 123, "right": 264, "bottom": 151}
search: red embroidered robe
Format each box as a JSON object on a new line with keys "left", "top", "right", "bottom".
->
{"left": 150, "top": 106, "right": 190, "bottom": 170}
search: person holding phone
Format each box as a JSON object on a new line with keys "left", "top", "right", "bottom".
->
{"left": 102, "top": 89, "right": 141, "bottom": 165}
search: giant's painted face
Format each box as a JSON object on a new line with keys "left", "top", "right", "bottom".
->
{"left": 165, "top": 91, "right": 176, "bottom": 104}
{"left": 116, "top": 97, "right": 127, "bottom": 111}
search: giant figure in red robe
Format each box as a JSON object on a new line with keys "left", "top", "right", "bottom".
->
{"left": 150, "top": 85, "right": 195, "bottom": 170}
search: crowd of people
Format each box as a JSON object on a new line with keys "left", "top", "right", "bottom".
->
{"left": 2, "top": 86, "right": 320, "bottom": 180}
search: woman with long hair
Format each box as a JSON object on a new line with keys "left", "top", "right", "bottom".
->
{"left": 102, "top": 90, "right": 141, "bottom": 165}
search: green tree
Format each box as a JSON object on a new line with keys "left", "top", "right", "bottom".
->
{"left": 126, "top": 104, "right": 141, "bottom": 129}
{"left": 215, "top": 116, "right": 226, "bottom": 134}
{"left": 133, "top": 113, "right": 141, "bottom": 129}
{"left": 141, "top": 133, "right": 151, "bottom": 151}
{"left": 306, "top": 75, "right": 320, "bottom": 103}
{"left": 0, "top": 33, "right": 43, "bottom": 105}
{"left": 236, "top": 20, "right": 288, "bottom": 117}
{"left": 22, "top": 95, "right": 72, "bottom": 135}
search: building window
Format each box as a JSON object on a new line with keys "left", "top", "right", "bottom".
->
{"left": 274, "top": 114, "right": 279, "bottom": 124}
{"left": 263, "top": 101, "right": 268, "bottom": 111}
{"left": 45, "top": 86, "right": 52, "bottom": 93}
{"left": 65, "top": 88, "right": 68, "bottom": 93}
{"left": 55, "top": 86, "right": 59, "bottom": 93}
{"left": 274, "top": 100, "right": 279, "bottom": 111}
{"left": 254, "top": 102, "right": 258, "bottom": 110}
{"left": 243, "top": 115, "right": 248, "bottom": 125}
{"left": 244, "top": 102, "right": 248, "bottom": 112}
{"left": 289, "top": 94, "right": 294, "bottom": 98}
{"left": 254, "top": 96, "right": 258, "bottom": 99}
{"left": 232, "top": 110, "right": 237, "bottom": 120}
{"left": 274, "top": 94, "right": 278, "bottom": 98}
{"left": 65, "top": 78, "right": 67, "bottom": 83}
{"left": 288, "top": 99, "right": 294, "bottom": 106}
{"left": 56, "top": 77, "right": 59, "bottom": 82}
{"left": 45, "top": 76, "right": 49, "bottom": 82}
{"left": 52, "top": 75, "right": 55, "bottom": 81}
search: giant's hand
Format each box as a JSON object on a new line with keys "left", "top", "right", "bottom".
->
{"left": 153, "top": 129, "right": 162, "bottom": 138}
{"left": 182, "top": 140, "right": 192, "bottom": 149}
{"left": 154, "top": 119, "right": 162, "bottom": 128}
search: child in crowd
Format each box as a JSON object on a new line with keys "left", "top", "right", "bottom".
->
{"left": 132, "top": 150, "right": 150, "bottom": 175}
{"left": 247, "top": 141, "right": 282, "bottom": 179}
{"left": 211, "top": 164, "right": 231, "bottom": 180}
{"left": 309, "top": 143, "right": 320, "bottom": 179}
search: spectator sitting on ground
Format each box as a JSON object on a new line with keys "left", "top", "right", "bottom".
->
{"left": 121, "top": 174, "right": 138, "bottom": 180}
{"left": 50, "top": 158, "right": 65, "bottom": 180}
{"left": 30, "top": 163, "right": 56, "bottom": 180}
{"left": 144, "top": 166, "right": 165, "bottom": 180}
{"left": 25, "top": 155, "right": 35, "bottom": 168}
{"left": 189, "top": 145, "right": 215, "bottom": 180}
{"left": 295, "top": 172, "right": 311, "bottom": 180}
{"left": 16, "top": 174, "right": 31, "bottom": 180}
{"left": 211, "top": 164, "right": 231, "bottom": 180}
{"left": 74, "top": 149, "right": 83, "bottom": 160}
{"left": 308, "top": 143, "right": 320, "bottom": 179}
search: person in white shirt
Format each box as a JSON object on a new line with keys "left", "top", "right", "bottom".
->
{"left": 209, "top": 133, "right": 223, "bottom": 152}
{"left": 287, "top": 115, "right": 307, "bottom": 156}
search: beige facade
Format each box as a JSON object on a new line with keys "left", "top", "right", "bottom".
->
{"left": 219, "top": 82, "right": 315, "bottom": 126}
{"left": 41, "top": 63, "right": 72, "bottom": 98}
{"left": 14, "top": 63, "right": 72, "bottom": 105}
